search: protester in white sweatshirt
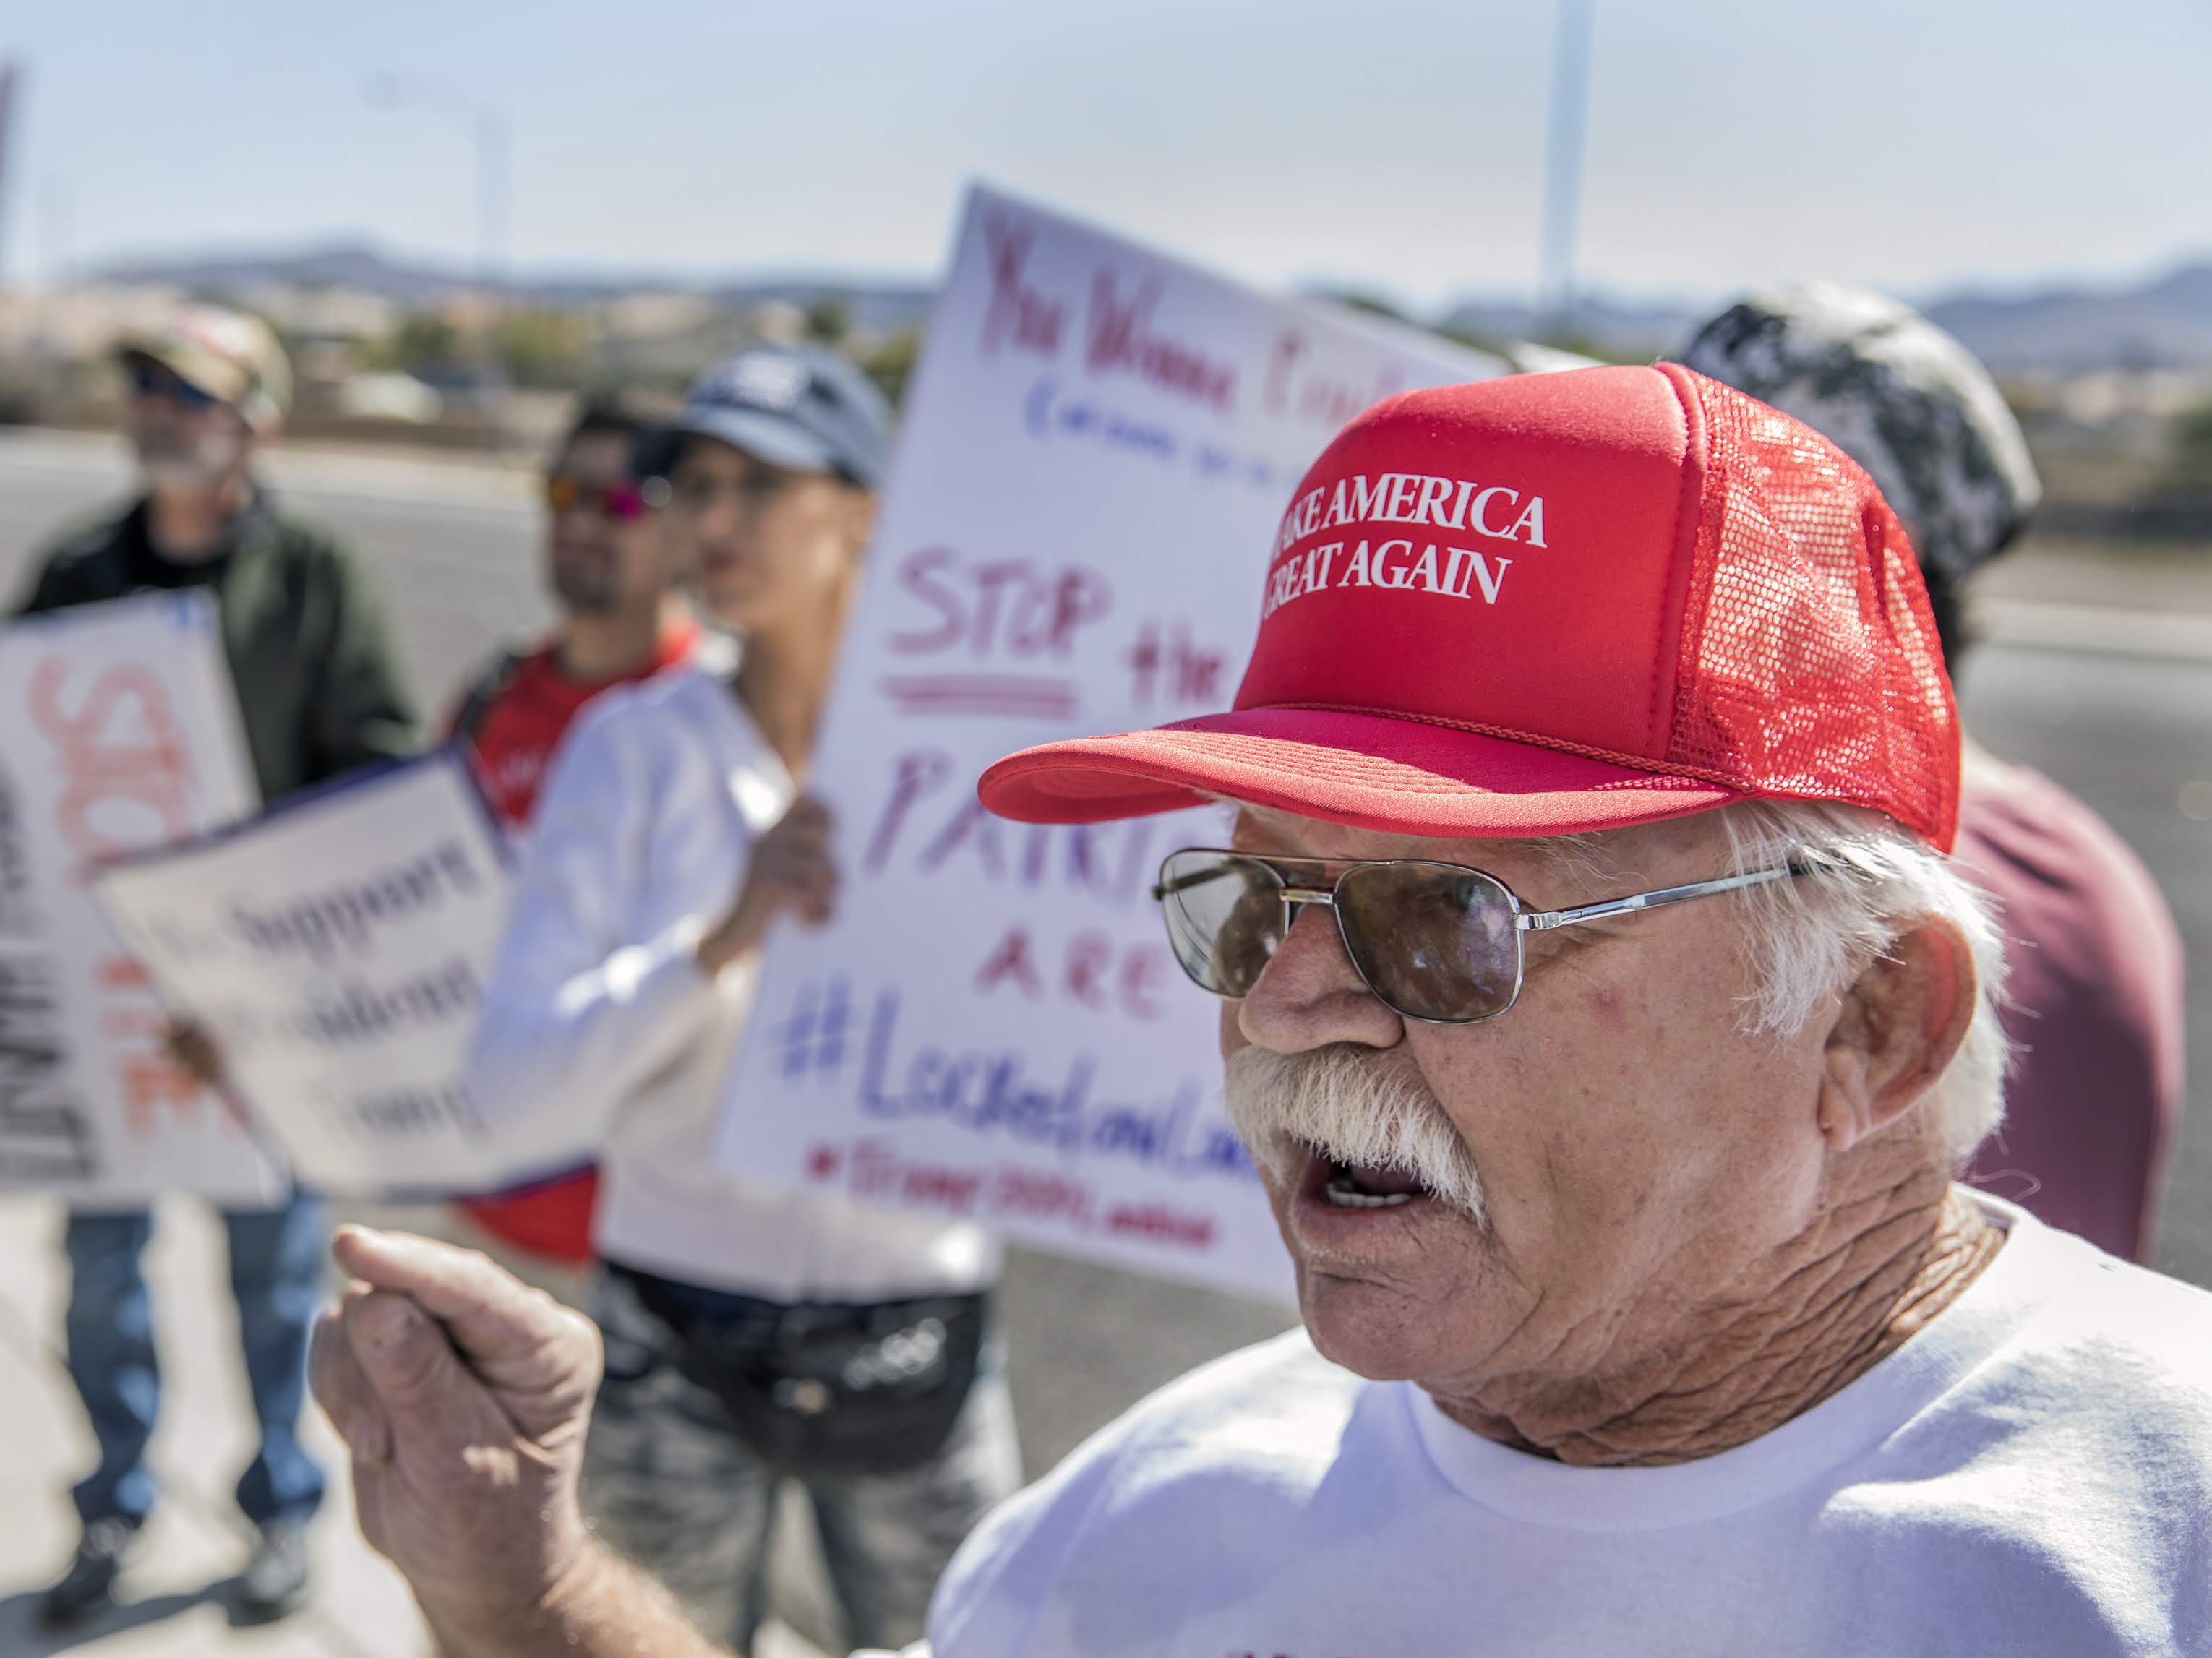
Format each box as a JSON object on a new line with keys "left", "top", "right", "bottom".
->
{"left": 466, "top": 345, "right": 1014, "bottom": 1655}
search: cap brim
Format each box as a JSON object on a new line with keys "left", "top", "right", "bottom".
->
{"left": 646, "top": 407, "right": 840, "bottom": 478}
{"left": 978, "top": 707, "right": 1742, "bottom": 839}
{"left": 116, "top": 340, "right": 242, "bottom": 408}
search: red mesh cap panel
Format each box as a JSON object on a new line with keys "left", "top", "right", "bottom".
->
{"left": 1660, "top": 366, "right": 1959, "bottom": 849}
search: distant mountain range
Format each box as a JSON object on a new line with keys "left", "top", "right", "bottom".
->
{"left": 1441, "top": 265, "right": 2212, "bottom": 372}
{"left": 87, "top": 240, "right": 940, "bottom": 335}
{"left": 86, "top": 239, "right": 2212, "bottom": 372}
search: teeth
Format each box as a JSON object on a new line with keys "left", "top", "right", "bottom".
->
{"left": 1324, "top": 1176, "right": 1415, "bottom": 1209}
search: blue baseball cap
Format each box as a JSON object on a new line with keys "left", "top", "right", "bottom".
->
{"left": 642, "top": 342, "right": 892, "bottom": 489}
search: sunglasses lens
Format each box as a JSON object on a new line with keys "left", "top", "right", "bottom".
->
{"left": 549, "top": 476, "right": 652, "bottom": 520}
{"left": 1335, "top": 862, "right": 1521, "bottom": 1023}
{"left": 1157, "top": 851, "right": 1286, "bottom": 1000}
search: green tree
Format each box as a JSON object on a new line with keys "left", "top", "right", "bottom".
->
{"left": 804, "top": 293, "right": 854, "bottom": 346}
{"left": 852, "top": 327, "right": 923, "bottom": 410}
{"left": 1530, "top": 327, "right": 1645, "bottom": 364}
{"left": 365, "top": 312, "right": 464, "bottom": 374}
{"left": 1326, "top": 291, "right": 1413, "bottom": 324}
{"left": 1436, "top": 323, "right": 1509, "bottom": 358}
{"left": 2165, "top": 394, "right": 2212, "bottom": 495}
{"left": 492, "top": 310, "right": 590, "bottom": 390}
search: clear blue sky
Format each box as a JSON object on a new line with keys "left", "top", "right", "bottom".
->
{"left": 4, "top": 0, "right": 2208, "bottom": 307}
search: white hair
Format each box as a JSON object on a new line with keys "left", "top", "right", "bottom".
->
{"left": 1712, "top": 800, "right": 2009, "bottom": 1167}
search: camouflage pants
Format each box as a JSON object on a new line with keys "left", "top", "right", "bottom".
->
{"left": 581, "top": 1267, "right": 1021, "bottom": 1653}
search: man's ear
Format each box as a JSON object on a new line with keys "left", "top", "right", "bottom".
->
{"left": 1815, "top": 920, "right": 1976, "bottom": 1152}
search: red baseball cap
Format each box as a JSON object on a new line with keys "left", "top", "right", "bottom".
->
{"left": 979, "top": 364, "right": 1960, "bottom": 851}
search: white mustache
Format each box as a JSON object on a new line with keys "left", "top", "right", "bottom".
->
{"left": 1223, "top": 1044, "right": 1486, "bottom": 1224}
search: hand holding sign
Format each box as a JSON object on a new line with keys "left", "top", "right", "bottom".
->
{"left": 696, "top": 796, "right": 839, "bottom": 975}
{"left": 164, "top": 1019, "right": 227, "bottom": 1089}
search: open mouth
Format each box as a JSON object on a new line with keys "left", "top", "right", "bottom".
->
{"left": 1304, "top": 1146, "right": 1434, "bottom": 1210}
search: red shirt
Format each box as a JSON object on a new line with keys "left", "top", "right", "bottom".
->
{"left": 1955, "top": 757, "right": 2186, "bottom": 1262}
{"left": 453, "top": 618, "right": 700, "bottom": 1265}
{"left": 465, "top": 622, "right": 700, "bottom": 828}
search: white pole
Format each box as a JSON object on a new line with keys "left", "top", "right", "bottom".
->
{"left": 1539, "top": 0, "right": 1594, "bottom": 335}
{"left": 366, "top": 74, "right": 512, "bottom": 407}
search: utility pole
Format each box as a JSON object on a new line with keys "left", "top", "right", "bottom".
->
{"left": 32, "top": 177, "right": 73, "bottom": 417}
{"left": 0, "top": 60, "right": 20, "bottom": 293}
{"left": 39, "top": 177, "right": 69, "bottom": 288}
{"left": 1538, "top": 0, "right": 1594, "bottom": 339}
{"left": 366, "top": 72, "right": 512, "bottom": 415}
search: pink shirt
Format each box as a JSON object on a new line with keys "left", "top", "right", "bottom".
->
{"left": 1954, "top": 755, "right": 2186, "bottom": 1261}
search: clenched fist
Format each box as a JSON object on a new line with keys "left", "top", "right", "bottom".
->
{"left": 309, "top": 1227, "right": 604, "bottom": 1645}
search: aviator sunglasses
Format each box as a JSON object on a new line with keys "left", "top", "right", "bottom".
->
{"left": 1153, "top": 848, "right": 1806, "bottom": 1025}
{"left": 544, "top": 473, "right": 669, "bottom": 522}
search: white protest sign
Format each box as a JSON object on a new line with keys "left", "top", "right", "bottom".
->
{"left": 95, "top": 750, "right": 522, "bottom": 1198}
{"left": 0, "top": 592, "right": 283, "bottom": 1203}
{"left": 716, "top": 186, "right": 1501, "bottom": 1300}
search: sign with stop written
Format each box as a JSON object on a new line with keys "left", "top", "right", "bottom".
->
{"left": 713, "top": 186, "right": 1501, "bottom": 1300}
{"left": 0, "top": 593, "right": 285, "bottom": 1203}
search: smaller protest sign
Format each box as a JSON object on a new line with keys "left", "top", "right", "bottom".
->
{"left": 0, "top": 591, "right": 283, "bottom": 1203}
{"left": 95, "top": 750, "right": 526, "bottom": 1197}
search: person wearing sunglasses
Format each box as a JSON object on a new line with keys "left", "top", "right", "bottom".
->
{"left": 300, "top": 369, "right": 2208, "bottom": 1658}
{"left": 450, "top": 398, "right": 698, "bottom": 833}
{"left": 940, "top": 367, "right": 2212, "bottom": 1656}
{"left": 13, "top": 306, "right": 417, "bottom": 1629}
{"left": 436, "top": 398, "right": 700, "bottom": 1303}
{"left": 456, "top": 345, "right": 1016, "bottom": 1653}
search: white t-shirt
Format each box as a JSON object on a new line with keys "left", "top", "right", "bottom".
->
{"left": 467, "top": 663, "right": 998, "bottom": 1302}
{"left": 929, "top": 1194, "right": 2212, "bottom": 1656}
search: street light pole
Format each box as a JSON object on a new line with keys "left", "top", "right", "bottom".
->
{"left": 472, "top": 103, "right": 508, "bottom": 305}
{"left": 366, "top": 73, "right": 510, "bottom": 400}
{"left": 1538, "top": 0, "right": 1594, "bottom": 340}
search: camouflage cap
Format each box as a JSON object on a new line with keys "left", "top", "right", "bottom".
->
{"left": 117, "top": 305, "right": 293, "bottom": 431}
{"left": 1678, "top": 282, "right": 2040, "bottom": 582}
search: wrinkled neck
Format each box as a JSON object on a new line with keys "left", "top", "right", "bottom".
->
{"left": 1430, "top": 1143, "right": 2005, "bottom": 1468}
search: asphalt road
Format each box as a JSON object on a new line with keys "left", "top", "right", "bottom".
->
{"left": 1, "top": 428, "right": 2208, "bottom": 1481}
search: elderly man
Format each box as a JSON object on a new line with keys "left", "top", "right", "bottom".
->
{"left": 310, "top": 366, "right": 2211, "bottom": 1657}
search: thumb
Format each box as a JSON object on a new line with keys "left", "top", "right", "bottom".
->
{"left": 346, "top": 1288, "right": 481, "bottom": 1422}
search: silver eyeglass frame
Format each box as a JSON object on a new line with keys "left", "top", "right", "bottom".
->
{"left": 1152, "top": 849, "right": 1807, "bottom": 1026}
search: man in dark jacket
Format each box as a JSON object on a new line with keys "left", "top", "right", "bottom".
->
{"left": 12, "top": 306, "right": 417, "bottom": 1627}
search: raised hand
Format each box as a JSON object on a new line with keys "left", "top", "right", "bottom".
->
{"left": 309, "top": 1227, "right": 604, "bottom": 1641}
